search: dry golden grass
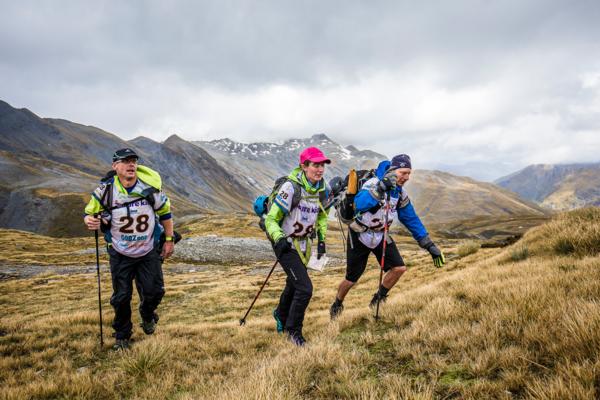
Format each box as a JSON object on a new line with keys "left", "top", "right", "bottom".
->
{"left": 2, "top": 209, "right": 600, "bottom": 399}
{"left": 0, "top": 229, "right": 97, "bottom": 266}
{"left": 178, "top": 213, "right": 266, "bottom": 238}
{"left": 456, "top": 240, "right": 480, "bottom": 258}
{"left": 498, "top": 207, "right": 600, "bottom": 263}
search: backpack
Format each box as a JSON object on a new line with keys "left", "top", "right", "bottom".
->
{"left": 336, "top": 169, "right": 376, "bottom": 223}
{"left": 253, "top": 176, "right": 327, "bottom": 232}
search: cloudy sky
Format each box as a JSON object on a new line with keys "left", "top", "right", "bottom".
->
{"left": 2, "top": 0, "right": 600, "bottom": 180}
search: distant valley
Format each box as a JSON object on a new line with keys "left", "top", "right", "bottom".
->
{"left": 495, "top": 163, "right": 600, "bottom": 211}
{"left": 0, "top": 99, "right": 583, "bottom": 238}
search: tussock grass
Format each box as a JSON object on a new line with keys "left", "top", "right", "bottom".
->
{"left": 2, "top": 209, "right": 600, "bottom": 398}
{"left": 509, "top": 244, "right": 529, "bottom": 262}
{"left": 457, "top": 240, "right": 480, "bottom": 257}
{"left": 507, "top": 207, "right": 600, "bottom": 260}
{"left": 119, "top": 341, "right": 172, "bottom": 377}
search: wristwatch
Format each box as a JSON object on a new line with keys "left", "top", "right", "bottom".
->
{"left": 165, "top": 235, "right": 174, "bottom": 242}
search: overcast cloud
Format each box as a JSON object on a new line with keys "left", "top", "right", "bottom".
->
{"left": 2, "top": 0, "right": 600, "bottom": 180}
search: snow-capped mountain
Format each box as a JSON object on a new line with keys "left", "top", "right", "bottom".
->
{"left": 194, "top": 134, "right": 384, "bottom": 194}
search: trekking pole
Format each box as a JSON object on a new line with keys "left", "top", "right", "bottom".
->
{"left": 239, "top": 258, "right": 279, "bottom": 326}
{"left": 94, "top": 227, "right": 104, "bottom": 347}
{"left": 375, "top": 193, "right": 391, "bottom": 321}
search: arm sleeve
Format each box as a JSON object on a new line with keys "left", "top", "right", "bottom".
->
{"left": 154, "top": 191, "right": 171, "bottom": 219}
{"left": 265, "top": 203, "right": 286, "bottom": 243}
{"left": 397, "top": 199, "right": 428, "bottom": 242}
{"left": 84, "top": 184, "right": 109, "bottom": 216}
{"left": 354, "top": 188, "right": 380, "bottom": 212}
{"left": 84, "top": 196, "right": 103, "bottom": 215}
{"left": 265, "top": 181, "right": 295, "bottom": 243}
{"left": 271, "top": 181, "right": 294, "bottom": 214}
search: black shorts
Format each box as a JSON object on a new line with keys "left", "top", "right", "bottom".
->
{"left": 345, "top": 229, "right": 405, "bottom": 283}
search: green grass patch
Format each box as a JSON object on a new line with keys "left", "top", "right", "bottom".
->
{"left": 439, "top": 364, "right": 476, "bottom": 385}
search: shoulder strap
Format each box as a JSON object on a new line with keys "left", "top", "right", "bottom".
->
{"left": 99, "top": 181, "right": 113, "bottom": 212}
{"left": 100, "top": 179, "right": 158, "bottom": 214}
{"left": 289, "top": 180, "right": 302, "bottom": 210}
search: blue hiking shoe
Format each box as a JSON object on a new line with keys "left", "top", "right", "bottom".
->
{"left": 273, "top": 309, "right": 284, "bottom": 333}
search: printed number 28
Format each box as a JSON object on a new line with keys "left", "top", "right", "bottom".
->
{"left": 292, "top": 222, "right": 313, "bottom": 236}
{"left": 119, "top": 215, "right": 150, "bottom": 233}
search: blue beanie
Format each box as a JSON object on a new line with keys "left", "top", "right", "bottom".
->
{"left": 391, "top": 154, "right": 412, "bottom": 169}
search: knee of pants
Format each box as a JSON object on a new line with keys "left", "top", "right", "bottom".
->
{"left": 295, "top": 282, "right": 313, "bottom": 302}
{"left": 142, "top": 287, "right": 165, "bottom": 302}
{"left": 110, "top": 291, "right": 132, "bottom": 308}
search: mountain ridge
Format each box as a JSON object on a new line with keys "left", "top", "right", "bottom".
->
{"left": 495, "top": 162, "right": 600, "bottom": 210}
{"left": 0, "top": 99, "right": 554, "bottom": 236}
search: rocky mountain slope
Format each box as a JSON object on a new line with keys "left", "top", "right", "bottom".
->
{"left": 194, "top": 135, "right": 548, "bottom": 224}
{"left": 405, "top": 170, "right": 547, "bottom": 224}
{"left": 193, "top": 134, "right": 382, "bottom": 194}
{"left": 0, "top": 101, "right": 251, "bottom": 235}
{"left": 495, "top": 163, "right": 600, "bottom": 210}
{"left": 0, "top": 99, "right": 551, "bottom": 236}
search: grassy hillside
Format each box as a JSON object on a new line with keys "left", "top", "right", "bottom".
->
{"left": 1, "top": 209, "right": 600, "bottom": 399}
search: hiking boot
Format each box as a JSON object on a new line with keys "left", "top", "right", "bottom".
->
{"left": 330, "top": 301, "right": 344, "bottom": 320}
{"left": 287, "top": 331, "right": 306, "bottom": 347}
{"left": 141, "top": 317, "right": 157, "bottom": 335}
{"left": 112, "top": 338, "right": 130, "bottom": 351}
{"left": 369, "top": 292, "right": 388, "bottom": 308}
{"left": 272, "top": 309, "right": 284, "bottom": 334}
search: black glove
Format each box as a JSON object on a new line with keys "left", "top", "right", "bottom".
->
{"left": 328, "top": 176, "right": 344, "bottom": 198}
{"left": 418, "top": 236, "right": 445, "bottom": 268}
{"left": 274, "top": 238, "right": 290, "bottom": 259}
{"left": 377, "top": 172, "right": 398, "bottom": 197}
{"left": 317, "top": 241, "right": 326, "bottom": 259}
{"left": 427, "top": 243, "right": 445, "bottom": 268}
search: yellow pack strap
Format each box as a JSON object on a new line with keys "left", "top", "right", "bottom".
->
{"left": 347, "top": 169, "right": 358, "bottom": 195}
{"left": 292, "top": 238, "right": 312, "bottom": 266}
{"left": 318, "top": 198, "right": 327, "bottom": 214}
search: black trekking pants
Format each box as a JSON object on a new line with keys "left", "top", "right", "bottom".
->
{"left": 108, "top": 247, "right": 165, "bottom": 339}
{"left": 275, "top": 247, "right": 313, "bottom": 334}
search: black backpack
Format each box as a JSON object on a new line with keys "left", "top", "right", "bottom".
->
{"left": 336, "top": 169, "right": 376, "bottom": 223}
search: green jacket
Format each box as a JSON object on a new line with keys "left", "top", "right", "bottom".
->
{"left": 265, "top": 166, "right": 328, "bottom": 247}
{"left": 84, "top": 165, "right": 171, "bottom": 217}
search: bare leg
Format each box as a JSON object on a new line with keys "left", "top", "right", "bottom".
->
{"left": 381, "top": 266, "right": 407, "bottom": 290}
{"left": 335, "top": 279, "right": 356, "bottom": 302}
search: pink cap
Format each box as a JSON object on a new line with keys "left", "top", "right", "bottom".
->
{"left": 299, "top": 147, "right": 331, "bottom": 164}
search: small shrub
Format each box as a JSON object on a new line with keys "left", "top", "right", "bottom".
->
{"left": 510, "top": 245, "right": 529, "bottom": 262}
{"left": 457, "top": 241, "right": 480, "bottom": 257}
